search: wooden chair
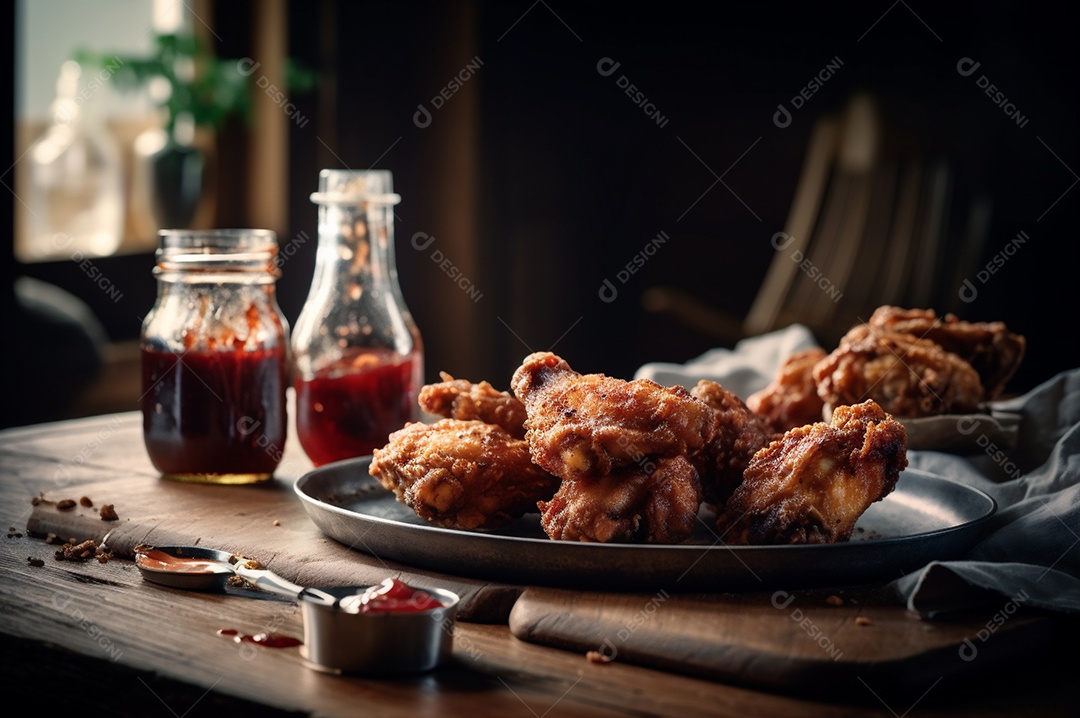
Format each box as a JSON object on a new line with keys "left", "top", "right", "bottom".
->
{"left": 644, "top": 92, "right": 989, "bottom": 349}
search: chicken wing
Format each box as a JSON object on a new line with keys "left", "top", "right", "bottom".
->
{"left": 510, "top": 351, "right": 717, "bottom": 480}
{"left": 689, "top": 379, "right": 776, "bottom": 508}
{"left": 538, "top": 455, "right": 703, "bottom": 543}
{"left": 368, "top": 419, "right": 560, "bottom": 530}
{"left": 418, "top": 371, "right": 527, "bottom": 438}
{"left": 813, "top": 323, "right": 984, "bottom": 419}
{"left": 716, "top": 400, "right": 908, "bottom": 545}
{"left": 867, "top": 306, "right": 1026, "bottom": 401}
{"left": 746, "top": 347, "right": 828, "bottom": 432}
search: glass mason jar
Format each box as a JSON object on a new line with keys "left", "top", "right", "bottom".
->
{"left": 292, "top": 169, "right": 423, "bottom": 466}
{"left": 140, "top": 229, "right": 290, "bottom": 483}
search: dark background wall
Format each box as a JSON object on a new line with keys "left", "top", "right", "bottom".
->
{"left": 5, "top": 0, "right": 1078, "bottom": 427}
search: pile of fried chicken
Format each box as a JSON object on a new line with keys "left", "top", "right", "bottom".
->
{"left": 368, "top": 306, "right": 1023, "bottom": 546}
{"left": 747, "top": 305, "right": 1026, "bottom": 432}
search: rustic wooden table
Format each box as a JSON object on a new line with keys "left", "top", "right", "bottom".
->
{"left": 1, "top": 410, "right": 1075, "bottom": 717}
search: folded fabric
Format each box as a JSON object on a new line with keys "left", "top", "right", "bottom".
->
{"left": 636, "top": 324, "right": 1080, "bottom": 617}
{"left": 896, "top": 368, "right": 1080, "bottom": 616}
{"left": 633, "top": 323, "right": 818, "bottom": 398}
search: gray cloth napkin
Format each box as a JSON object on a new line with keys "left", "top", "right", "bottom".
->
{"left": 635, "top": 325, "right": 1080, "bottom": 617}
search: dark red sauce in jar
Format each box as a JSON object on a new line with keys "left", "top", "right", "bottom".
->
{"left": 351, "top": 578, "right": 445, "bottom": 613}
{"left": 295, "top": 349, "right": 420, "bottom": 466}
{"left": 142, "top": 346, "right": 287, "bottom": 479}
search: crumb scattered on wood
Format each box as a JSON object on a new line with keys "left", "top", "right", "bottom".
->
{"left": 99, "top": 504, "right": 119, "bottom": 521}
{"left": 825, "top": 595, "right": 844, "bottom": 606}
{"left": 80, "top": 496, "right": 94, "bottom": 507}
{"left": 53, "top": 538, "right": 113, "bottom": 563}
{"left": 586, "top": 650, "right": 613, "bottom": 664}
{"left": 855, "top": 616, "right": 873, "bottom": 627}
{"left": 273, "top": 519, "right": 281, "bottom": 527}
{"left": 27, "top": 557, "right": 44, "bottom": 567}
{"left": 56, "top": 499, "right": 76, "bottom": 511}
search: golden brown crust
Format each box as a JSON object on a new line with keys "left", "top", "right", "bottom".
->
{"left": 418, "top": 372, "right": 528, "bottom": 438}
{"left": 813, "top": 324, "right": 985, "bottom": 418}
{"left": 510, "top": 351, "right": 717, "bottom": 481}
{"left": 867, "top": 306, "right": 1026, "bottom": 401}
{"left": 746, "top": 347, "right": 828, "bottom": 432}
{"left": 510, "top": 352, "right": 717, "bottom": 544}
{"left": 689, "top": 380, "right": 777, "bottom": 509}
{"left": 538, "top": 455, "right": 703, "bottom": 544}
{"left": 716, "top": 400, "right": 908, "bottom": 545}
{"left": 369, "top": 419, "right": 560, "bottom": 530}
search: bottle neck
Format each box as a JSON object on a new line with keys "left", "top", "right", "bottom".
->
{"left": 293, "top": 197, "right": 419, "bottom": 374}
{"left": 310, "top": 201, "right": 403, "bottom": 301}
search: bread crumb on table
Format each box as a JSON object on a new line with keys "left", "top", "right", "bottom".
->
{"left": 855, "top": 616, "right": 873, "bottom": 627}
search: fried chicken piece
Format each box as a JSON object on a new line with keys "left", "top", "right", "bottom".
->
{"left": 716, "top": 400, "right": 908, "bottom": 545}
{"left": 867, "top": 306, "right": 1026, "bottom": 401}
{"left": 510, "top": 352, "right": 717, "bottom": 480}
{"left": 689, "top": 380, "right": 776, "bottom": 508}
{"left": 746, "top": 347, "right": 828, "bottom": 432}
{"left": 418, "top": 371, "right": 527, "bottom": 438}
{"left": 538, "top": 456, "right": 703, "bottom": 543}
{"left": 369, "top": 419, "right": 560, "bottom": 530}
{"left": 813, "top": 324, "right": 984, "bottom": 419}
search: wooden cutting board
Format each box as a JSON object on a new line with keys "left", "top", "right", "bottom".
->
{"left": 508, "top": 586, "right": 1069, "bottom": 699}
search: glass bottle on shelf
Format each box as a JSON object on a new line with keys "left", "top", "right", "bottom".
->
{"left": 140, "top": 229, "right": 290, "bottom": 483}
{"left": 292, "top": 169, "right": 424, "bottom": 467}
{"left": 25, "top": 60, "right": 124, "bottom": 261}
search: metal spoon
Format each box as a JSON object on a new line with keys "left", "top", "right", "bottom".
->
{"left": 134, "top": 545, "right": 338, "bottom": 607}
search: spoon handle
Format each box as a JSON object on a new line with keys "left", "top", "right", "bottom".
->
{"left": 231, "top": 562, "right": 340, "bottom": 607}
{"left": 232, "top": 563, "right": 307, "bottom": 601}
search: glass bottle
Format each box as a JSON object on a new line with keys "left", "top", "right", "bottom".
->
{"left": 141, "top": 229, "right": 289, "bottom": 483}
{"left": 25, "top": 60, "right": 124, "bottom": 261}
{"left": 292, "top": 169, "right": 424, "bottom": 466}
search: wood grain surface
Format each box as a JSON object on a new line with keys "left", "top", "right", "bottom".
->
{"left": 508, "top": 586, "right": 1068, "bottom": 699}
{"left": 2, "top": 411, "right": 1077, "bottom": 716}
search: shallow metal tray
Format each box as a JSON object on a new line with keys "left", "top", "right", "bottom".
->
{"left": 295, "top": 458, "right": 996, "bottom": 592}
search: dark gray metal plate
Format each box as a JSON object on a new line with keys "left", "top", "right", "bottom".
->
{"left": 294, "top": 459, "right": 996, "bottom": 592}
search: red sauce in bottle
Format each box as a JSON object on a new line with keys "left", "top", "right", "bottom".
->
{"left": 142, "top": 346, "right": 287, "bottom": 477}
{"left": 351, "top": 578, "right": 445, "bottom": 613}
{"left": 295, "top": 349, "right": 419, "bottom": 466}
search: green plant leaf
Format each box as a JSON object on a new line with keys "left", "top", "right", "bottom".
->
{"left": 72, "top": 31, "right": 314, "bottom": 133}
